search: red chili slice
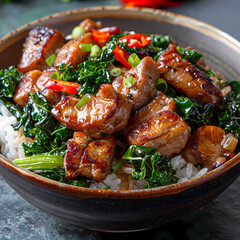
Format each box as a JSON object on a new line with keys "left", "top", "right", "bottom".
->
{"left": 112, "top": 44, "right": 132, "bottom": 69}
{"left": 43, "top": 79, "right": 80, "bottom": 94}
{"left": 98, "top": 26, "right": 120, "bottom": 35}
{"left": 118, "top": 33, "right": 151, "bottom": 48}
{"left": 92, "top": 30, "right": 110, "bottom": 48}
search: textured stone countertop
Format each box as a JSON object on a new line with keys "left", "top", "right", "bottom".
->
{"left": 0, "top": 0, "right": 239, "bottom": 239}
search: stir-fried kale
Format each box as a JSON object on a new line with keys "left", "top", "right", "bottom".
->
{"left": 77, "top": 60, "right": 112, "bottom": 95}
{"left": 166, "top": 85, "right": 214, "bottom": 132}
{"left": 122, "top": 145, "right": 178, "bottom": 188}
{"left": 176, "top": 46, "right": 203, "bottom": 65}
{"left": 217, "top": 81, "right": 240, "bottom": 138}
{"left": 0, "top": 66, "right": 22, "bottom": 98}
{"left": 39, "top": 168, "right": 92, "bottom": 187}
{"left": 12, "top": 92, "right": 73, "bottom": 156}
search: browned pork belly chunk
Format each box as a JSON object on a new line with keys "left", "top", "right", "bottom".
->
{"left": 13, "top": 70, "right": 42, "bottom": 107}
{"left": 182, "top": 125, "right": 238, "bottom": 170}
{"left": 79, "top": 18, "right": 102, "bottom": 32}
{"left": 127, "top": 110, "right": 191, "bottom": 156}
{"left": 112, "top": 56, "right": 159, "bottom": 112}
{"left": 35, "top": 67, "right": 62, "bottom": 105}
{"left": 64, "top": 131, "right": 91, "bottom": 180}
{"left": 64, "top": 132, "right": 116, "bottom": 182}
{"left": 54, "top": 33, "right": 94, "bottom": 69}
{"left": 51, "top": 84, "right": 132, "bottom": 138}
{"left": 123, "top": 91, "right": 176, "bottom": 135}
{"left": 18, "top": 26, "right": 64, "bottom": 73}
{"left": 157, "top": 44, "right": 223, "bottom": 107}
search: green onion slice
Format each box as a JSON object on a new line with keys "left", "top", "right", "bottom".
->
{"left": 111, "top": 159, "right": 124, "bottom": 173}
{"left": 76, "top": 95, "right": 90, "bottom": 109}
{"left": 50, "top": 71, "right": 60, "bottom": 79}
{"left": 91, "top": 44, "right": 101, "bottom": 57}
{"left": 102, "top": 186, "right": 111, "bottom": 190}
{"left": 110, "top": 68, "right": 122, "bottom": 77}
{"left": 123, "top": 76, "right": 134, "bottom": 88}
{"left": 72, "top": 26, "right": 85, "bottom": 38}
{"left": 46, "top": 53, "right": 56, "bottom": 67}
{"left": 80, "top": 43, "right": 93, "bottom": 52}
{"left": 156, "top": 78, "right": 168, "bottom": 93}
{"left": 13, "top": 155, "right": 64, "bottom": 171}
{"left": 128, "top": 53, "right": 141, "bottom": 68}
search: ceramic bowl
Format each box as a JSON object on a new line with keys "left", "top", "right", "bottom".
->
{"left": 0, "top": 6, "right": 240, "bottom": 232}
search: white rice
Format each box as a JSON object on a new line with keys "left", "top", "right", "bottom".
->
{"left": 0, "top": 102, "right": 208, "bottom": 190}
{"left": 0, "top": 103, "right": 26, "bottom": 161}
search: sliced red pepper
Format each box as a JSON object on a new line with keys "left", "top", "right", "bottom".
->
{"left": 122, "top": 0, "right": 180, "bottom": 8}
{"left": 98, "top": 26, "right": 120, "bottom": 35}
{"left": 92, "top": 29, "right": 110, "bottom": 48}
{"left": 112, "top": 44, "right": 132, "bottom": 69}
{"left": 118, "top": 33, "right": 151, "bottom": 48}
{"left": 43, "top": 79, "right": 80, "bottom": 94}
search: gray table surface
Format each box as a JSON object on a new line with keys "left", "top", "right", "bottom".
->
{"left": 0, "top": 0, "right": 239, "bottom": 239}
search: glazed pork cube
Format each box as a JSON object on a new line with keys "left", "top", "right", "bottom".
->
{"left": 13, "top": 70, "right": 42, "bottom": 107}
{"left": 157, "top": 44, "right": 222, "bottom": 107}
{"left": 51, "top": 84, "right": 132, "bottom": 138}
{"left": 64, "top": 132, "right": 116, "bottom": 182}
{"left": 54, "top": 33, "right": 94, "bottom": 69}
{"left": 127, "top": 110, "right": 191, "bottom": 157}
{"left": 79, "top": 18, "right": 102, "bottom": 32}
{"left": 112, "top": 56, "right": 159, "bottom": 112}
{"left": 123, "top": 91, "right": 176, "bottom": 134}
{"left": 182, "top": 125, "right": 238, "bottom": 170}
{"left": 18, "top": 26, "right": 64, "bottom": 73}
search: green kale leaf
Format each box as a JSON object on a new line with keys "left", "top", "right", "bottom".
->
{"left": 176, "top": 46, "right": 203, "bottom": 64}
{"left": 122, "top": 145, "right": 178, "bottom": 188}
{"left": 0, "top": 66, "right": 22, "bottom": 98}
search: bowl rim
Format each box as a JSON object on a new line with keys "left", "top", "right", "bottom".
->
{"left": 0, "top": 6, "right": 240, "bottom": 199}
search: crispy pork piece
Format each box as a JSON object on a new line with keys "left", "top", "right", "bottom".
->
{"left": 35, "top": 67, "right": 62, "bottom": 105}
{"left": 157, "top": 44, "right": 222, "bottom": 106}
{"left": 79, "top": 18, "right": 102, "bottom": 32}
{"left": 54, "top": 33, "right": 94, "bottom": 69}
{"left": 182, "top": 126, "right": 238, "bottom": 170}
{"left": 127, "top": 110, "right": 191, "bottom": 156}
{"left": 64, "top": 131, "right": 92, "bottom": 180}
{"left": 64, "top": 133, "right": 116, "bottom": 182}
{"left": 112, "top": 56, "right": 159, "bottom": 112}
{"left": 52, "top": 84, "right": 132, "bottom": 138}
{"left": 123, "top": 91, "right": 176, "bottom": 134}
{"left": 13, "top": 70, "right": 42, "bottom": 107}
{"left": 18, "top": 26, "right": 64, "bottom": 73}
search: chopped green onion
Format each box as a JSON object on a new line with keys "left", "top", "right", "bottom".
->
{"left": 123, "top": 76, "right": 134, "bottom": 88}
{"left": 156, "top": 78, "right": 168, "bottom": 93}
{"left": 102, "top": 46, "right": 108, "bottom": 51}
{"left": 102, "top": 186, "right": 111, "bottom": 190}
{"left": 110, "top": 68, "right": 122, "bottom": 77}
{"left": 91, "top": 44, "right": 101, "bottom": 58}
{"left": 13, "top": 155, "right": 64, "bottom": 171}
{"left": 72, "top": 26, "right": 85, "bottom": 38}
{"left": 80, "top": 43, "right": 93, "bottom": 52}
{"left": 111, "top": 159, "right": 124, "bottom": 173}
{"left": 128, "top": 53, "right": 141, "bottom": 68}
{"left": 50, "top": 71, "right": 61, "bottom": 79}
{"left": 45, "top": 53, "right": 56, "bottom": 67}
{"left": 76, "top": 95, "right": 89, "bottom": 108}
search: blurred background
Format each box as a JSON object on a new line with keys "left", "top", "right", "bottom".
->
{"left": 0, "top": 0, "right": 239, "bottom": 240}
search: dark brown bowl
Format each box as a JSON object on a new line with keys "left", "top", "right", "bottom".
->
{"left": 0, "top": 6, "right": 240, "bottom": 232}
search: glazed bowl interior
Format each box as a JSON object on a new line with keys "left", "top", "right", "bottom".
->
{"left": 0, "top": 6, "right": 240, "bottom": 231}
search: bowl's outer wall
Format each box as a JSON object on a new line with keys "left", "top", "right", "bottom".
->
{"left": 0, "top": 9, "right": 240, "bottom": 231}
{"left": 0, "top": 162, "right": 239, "bottom": 230}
